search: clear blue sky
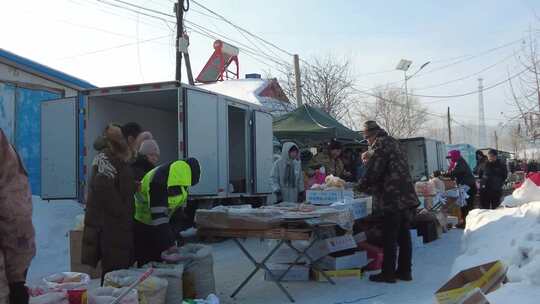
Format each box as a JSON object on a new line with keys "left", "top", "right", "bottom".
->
{"left": 2, "top": 0, "right": 540, "bottom": 127}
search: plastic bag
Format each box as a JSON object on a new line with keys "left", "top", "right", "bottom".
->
{"left": 171, "top": 244, "right": 215, "bottom": 299}
{"left": 325, "top": 175, "right": 345, "bottom": 188}
{"left": 503, "top": 178, "right": 540, "bottom": 207}
{"left": 104, "top": 270, "right": 168, "bottom": 304}
{"left": 140, "top": 262, "right": 184, "bottom": 304}
{"left": 43, "top": 272, "right": 90, "bottom": 291}
{"left": 29, "top": 291, "right": 69, "bottom": 304}
{"left": 87, "top": 287, "right": 138, "bottom": 304}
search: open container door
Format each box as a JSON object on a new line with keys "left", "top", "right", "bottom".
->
{"left": 253, "top": 110, "right": 273, "bottom": 194}
{"left": 41, "top": 97, "right": 78, "bottom": 200}
{"left": 185, "top": 89, "right": 219, "bottom": 195}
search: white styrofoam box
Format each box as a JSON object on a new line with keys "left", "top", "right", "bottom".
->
{"left": 331, "top": 198, "right": 371, "bottom": 220}
{"left": 319, "top": 251, "right": 368, "bottom": 270}
{"left": 269, "top": 241, "right": 310, "bottom": 264}
{"left": 306, "top": 190, "right": 354, "bottom": 205}
{"left": 353, "top": 232, "right": 367, "bottom": 244}
{"left": 264, "top": 264, "right": 310, "bottom": 281}
{"left": 308, "top": 235, "right": 357, "bottom": 261}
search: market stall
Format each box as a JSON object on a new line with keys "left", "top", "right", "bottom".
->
{"left": 195, "top": 176, "right": 372, "bottom": 303}
{"left": 272, "top": 104, "right": 362, "bottom": 146}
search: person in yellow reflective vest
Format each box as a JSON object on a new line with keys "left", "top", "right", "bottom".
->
{"left": 133, "top": 158, "right": 200, "bottom": 266}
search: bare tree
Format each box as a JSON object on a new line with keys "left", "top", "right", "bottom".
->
{"left": 280, "top": 55, "right": 355, "bottom": 120}
{"left": 358, "top": 85, "right": 429, "bottom": 138}
{"left": 508, "top": 32, "right": 540, "bottom": 141}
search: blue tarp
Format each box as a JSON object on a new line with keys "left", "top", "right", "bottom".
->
{"left": 15, "top": 88, "right": 60, "bottom": 195}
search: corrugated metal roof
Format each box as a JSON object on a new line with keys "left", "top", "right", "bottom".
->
{"left": 0, "top": 48, "right": 96, "bottom": 90}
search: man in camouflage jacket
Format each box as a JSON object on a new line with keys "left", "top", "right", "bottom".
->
{"left": 0, "top": 128, "right": 36, "bottom": 304}
{"left": 357, "top": 121, "right": 419, "bottom": 283}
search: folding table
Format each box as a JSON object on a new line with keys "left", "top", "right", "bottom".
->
{"left": 198, "top": 223, "right": 337, "bottom": 303}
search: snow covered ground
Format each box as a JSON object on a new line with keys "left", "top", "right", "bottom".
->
{"left": 27, "top": 196, "right": 465, "bottom": 303}
{"left": 28, "top": 196, "right": 83, "bottom": 284}
{"left": 212, "top": 230, "right": 462, "bottom": 304}
{"left": 452, "top": 202, "right": 540, "bottom": 303}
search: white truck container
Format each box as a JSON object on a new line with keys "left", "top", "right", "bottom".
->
{"left": 400, "top": 137, "right": 448, "bottom": 181}
{"left": 40, "top": 81, "right": 273, "bottom": 205}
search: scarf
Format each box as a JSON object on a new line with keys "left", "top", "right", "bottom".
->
{"left": 284, "top": 160, "right": 296, "bottom": 188}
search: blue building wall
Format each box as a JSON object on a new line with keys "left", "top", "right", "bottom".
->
{"left": 0, "top": 82, "right": 60, "bottom": 195}
{"left": 0, "top": 83, "right": 16, "bottom": 142}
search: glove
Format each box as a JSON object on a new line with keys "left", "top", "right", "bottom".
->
{"left": 274, "top": 191, "right": 283, "bottom": 203}
{"left": 9, "top": 282, "right": 29, "bottom": 304}
{"left": 297, "top": 191, "right": 306, "bottom": 203}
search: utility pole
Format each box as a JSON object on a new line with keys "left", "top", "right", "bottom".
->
{"left": 478, "top": 78, "right": 487, "bottom": 148}
{"left": 447, "top": 107, "right": 452, "bottom": 144}
{"left": 293, "top": 54, "right": 303, "bottom": 107}
{"left": 404, "top": 71, "right": 410, "bottom": 133}
{"left": 494, "top": 131, "right": 499, "bottom": 150}
{"left": 175, "top": 0, "right": 185, "bottom": 82}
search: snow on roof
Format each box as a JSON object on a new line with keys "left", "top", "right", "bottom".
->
{"left": 200, "top": 79, "right": 295, "bottom": 116}
{"left": 199, "top": 78, "right": 269, "bottom": 106}
{"left": 0, "top": 48, "right": 96, "bottom": 90}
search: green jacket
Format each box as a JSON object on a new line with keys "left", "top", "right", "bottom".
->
{"left": 134, "top": 160, "right": 193, "bottom": 225}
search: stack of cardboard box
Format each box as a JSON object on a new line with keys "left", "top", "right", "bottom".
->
{"left": 266, "top": 233, "right": 369, "bottom": 282}
{"left": 69, "top": 230, "right": 101, "bottom": 279}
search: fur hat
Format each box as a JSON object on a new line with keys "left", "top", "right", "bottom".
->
{"left": 139, "top": 139, "right": 160, "bottom": 156}
{"left": 104, "top": 124, "right": 132, "bottom": 162}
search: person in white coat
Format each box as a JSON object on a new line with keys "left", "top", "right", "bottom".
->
{"left": 271, "top": 142, "right": 305, "bottom": 203}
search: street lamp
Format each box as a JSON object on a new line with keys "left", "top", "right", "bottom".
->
{"left": 395, "top": 59, "right": 431, "bottom": 132}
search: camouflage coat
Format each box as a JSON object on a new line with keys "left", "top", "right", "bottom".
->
{"left": 0, "top": 128, "right": 36, "bottom": 295}
{"left": 357, "top": 130, "right": 419, "bottom": 212}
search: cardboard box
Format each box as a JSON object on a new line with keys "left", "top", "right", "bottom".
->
{"left": 435, "top": 261, "right": 507, "bottom": 304}
{"left": 357, "top": 242, "right": 383, "bottom": 271}
{"left": 265, "top": 264, "right": 310, "bottom": 281}
{"left": 69, "top": 230, "right": 101, "bottom": 279}
{"left": 319, "top": 251, "right": 368, "bottom": 270}
{"left": 457, "top": 288, "right": 490, "bottom": 304}
{"left": 306, "top": 190, "right": 354, "bottom": 205}
{"left": 312, "top": 269, "right": 362, "bottom": 282}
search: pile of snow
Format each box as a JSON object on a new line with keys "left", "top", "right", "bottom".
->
{"left": 28, "top": 196, "right": 83, "bottom": 283}
{"left": 502, "top": 178, "right": 540, "bottom": 207}
{"left": 451, "top": 202, "right": 540, "bottom": 302}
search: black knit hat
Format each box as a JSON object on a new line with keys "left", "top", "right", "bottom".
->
{"left": 488, "top": 149, "right": 498, "bottom": 157}
{"left": 363, "top": 120, "right": 381, "bottom": 132}
{"left": 186, "top": 157, "right": 201, "bottom": 186}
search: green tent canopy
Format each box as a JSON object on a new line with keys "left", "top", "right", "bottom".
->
{"left": 273, "top": 105, "right": 362, "bottom": 145}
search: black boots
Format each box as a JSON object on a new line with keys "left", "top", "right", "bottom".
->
{"left": 369, "top": 273, "right": 396, "bottom": 283}
{"left": 369, "top": 272, "right": 413, "bottom": 283}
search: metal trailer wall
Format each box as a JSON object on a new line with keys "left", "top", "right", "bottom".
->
{"left": 0, "top": 82, "right": 60, "bottom": 194}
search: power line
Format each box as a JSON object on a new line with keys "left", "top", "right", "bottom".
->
{"left": 96, "top": 0, "right": 292, "bottom": 70}
{"left": 184, "top": 20, "right": 291, "bottom": 66}
{"left": 185, "top": 25, "right": 290, "bottom": 75}
{"left": 190, "top": 0, "right": 295, "bottom": 57}
{"left": 56, "top": 35, "right": 170, "bottom": 60}
{"left": 68, "top": 0, "right": 172, "bottom": 31}
{"left": 415, "top": 52, "right": 517, "bottom": 91}
{"left": 97, "top": 0, "right": 175, "bottom": 31}
{"left": 409, "top": 66, "right": 529, "bottom": 99}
